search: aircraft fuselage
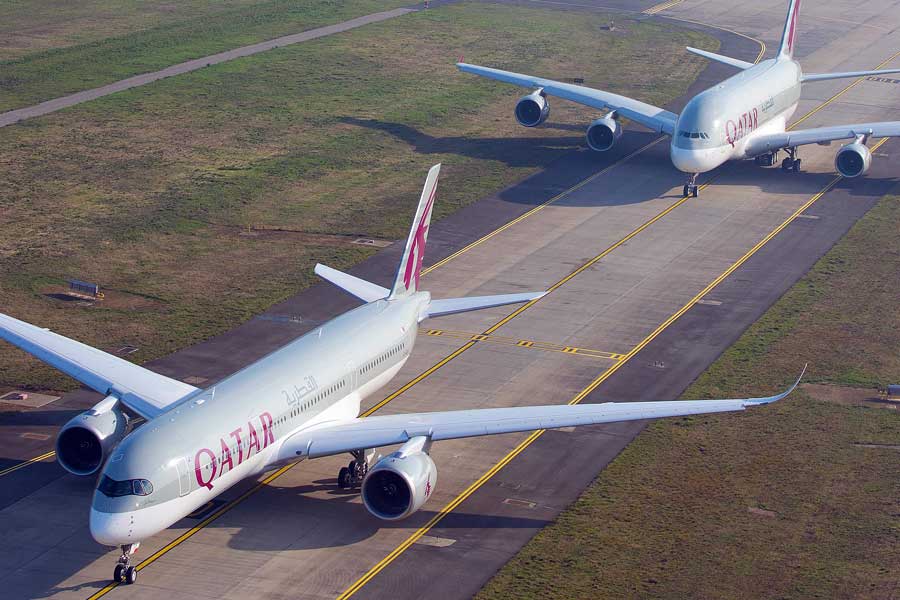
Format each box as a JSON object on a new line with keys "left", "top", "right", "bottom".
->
{"left": 670, "top": 58, "right": 802, "bottom": 173}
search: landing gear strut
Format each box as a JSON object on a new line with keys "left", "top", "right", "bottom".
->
{"left": 781, "top": 147, "right": 801, "bottom": 172}
{"left": 682, "top": 173, "right": 699, "bottom": 198}
{"left": 337, "top": 449, "right": 373, "bottom": 489}
{"left": 113, "top": 544, "right": 139, "bottom": 584}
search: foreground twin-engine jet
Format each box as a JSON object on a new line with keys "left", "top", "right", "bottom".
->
{"left": 0, "top": 165, "right": 801, "bottom": 585}
{"left": 459, "top": 0, "right": 900, "bottom": 196}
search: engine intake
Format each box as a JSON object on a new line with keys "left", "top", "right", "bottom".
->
{"left": 56, "top": 397, "right": 129, "bottom": 476}
{"left": 834, "top": 142, "right": 871, "bottom": 178}
{"left": 515, "top": 90, "right": 550, "bottom": 127}
{"left": 361, "top": 447, "right": 436, "bottom": 520}
{"left": 586, "top": 115, "right": 623, "bottom": 152}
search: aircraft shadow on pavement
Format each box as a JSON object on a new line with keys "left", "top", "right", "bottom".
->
{"left": 217, "top": 478, "right": 551, "bottom": 552}
{"left": 340, "top": 116, "right": 681, "bottom": 207}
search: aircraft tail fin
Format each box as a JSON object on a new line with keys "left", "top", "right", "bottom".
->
{"left": 389, "top": 164, "right": 440, "bottom": 299}
{"left": 685, "top": 47, "right": 754, "bottom": 70}
{"left": 778, "top": 0, "right": 801, "bottom": 59}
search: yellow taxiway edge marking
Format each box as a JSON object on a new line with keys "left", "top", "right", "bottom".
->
{"left": 422, "top": 137, "right": 664, "bottom": 276}
{"left": 0, "top": 450, "right": 55, "bottom": 477}
{"left": 425, "top": 328, "right": 624, "bottom": 360}
{"left": 335, "top": 140, "right": 891, "bottom": 599}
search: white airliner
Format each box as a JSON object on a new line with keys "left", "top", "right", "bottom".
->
{"left": 458, "top": 0, "right": 900, "bottom": 196}
{"left": 0, "top": 165, "right": 802, "bottom": 585}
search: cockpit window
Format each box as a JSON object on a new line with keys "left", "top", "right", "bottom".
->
{"left": 98, "top": 475, "right": 153, "bottom": 497}
{"left": 679, "top": 130, "right": 709, "bottom": 140}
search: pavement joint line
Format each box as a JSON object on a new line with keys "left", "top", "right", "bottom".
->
{"left": 424, "top": 328, "right": 624, "bottom": 360}
{"left": 40, "top": 23, "right": 884, "bottom": 600}
{"left": 334, "top": 138, "right": 891, "bottom": 600}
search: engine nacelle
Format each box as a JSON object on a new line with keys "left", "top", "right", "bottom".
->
{"left": 56, "top": 396, "right": 129, "bottom": 476}
{"left": 834, "top": 142, "right": 871, "bottom": 178}
{"left": 361, "top": 448, "right": 437, "bottom": 520}
{"left": 515, "top": 90, "right": 550, "bottom": 127}
{"left": 586, "top": 115, "right": 623, "bottom": 152}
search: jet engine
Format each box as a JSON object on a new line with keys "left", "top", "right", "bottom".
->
{"left": 361, "top": 445, "right": 437, "bottom": 520}
{"left": 56, "top": 396, "right": 129, "bottom": 476}
{"left": 585, "top": 114, "right": 623, "bottom": 151}
{"left": 834, "top": 142, "right": 871, "bottom": 178}
{"left": 515, "top": 89, "right": 550, "bottom": 127}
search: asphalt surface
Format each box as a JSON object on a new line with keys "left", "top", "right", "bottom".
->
{"left": 0, "top": 0, "right": 898, "bottom": 599}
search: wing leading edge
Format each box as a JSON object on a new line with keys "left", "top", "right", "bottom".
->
{"left": 277, "top": 368, "right": 804, "bottom": 462}
{"left": 0, "top": 312, "right": 198, "bottom": 419}
{"left": 745, "top": 121, "right": 900, "bottom": 156}
{"left": 457, "top": 63, "right": 678, "bottom": 135}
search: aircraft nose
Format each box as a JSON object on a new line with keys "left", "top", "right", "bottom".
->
{"left": 89, "top": 507, "right": 134, "bottom": 546}
{"left": 670, "top": 145, "right": 704, "bottom": 173}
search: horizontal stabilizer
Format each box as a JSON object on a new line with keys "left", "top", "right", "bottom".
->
{"left": 686, "top": 47, "right": 754, "bottom": 70}
{"left": 315, "top": 263, "right": 389, "bottom": 303}
{"left": 802, "top": 67, "right": 900, "bottom": 83}
{"left": 424, "top": 291, "right": 546, "bottom": 320}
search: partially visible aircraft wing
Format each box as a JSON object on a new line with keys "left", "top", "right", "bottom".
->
{"left": 745, "top": 121, "right": 900, "bottom": 156}
{"left": 686, "top": 47, "right": 754, "bottom": 70}
{"left": 457, "top": 63, "right": 678, "bottom": 135}
{"left": 277, "top": 369, "right": 804, "bottom": 461}
{"left": 0, "top": 312, "right": 199, "bottom": 419}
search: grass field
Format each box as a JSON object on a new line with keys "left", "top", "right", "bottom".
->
{"left": 0, "top": 0, "right": 409, "bottom": 110}
{"left": 0, "top": 3, "right": 716, "bottom": 392}
{"left": 477, "top": 192, "right": 900, "bottom": 599}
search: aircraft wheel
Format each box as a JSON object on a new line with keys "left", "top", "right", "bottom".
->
{"left": 782, "top": 157, "right": 793, "bottom": 171}
{"left": 114, "top": 564, "right": 125, "bottom": 583}
{"left": 792, "top": 159, "right": 802, "bottom": 172}
{"left": 125, "top": 566, "right": 137, "bottom": 585}
{"left": 691, "top": 185, "right": 699, "bottom": 198}
{"left": 683, "top": 184, "right": 689, "bottom": 197}
{"left": 338, "top": 467, "right": 352, "bottom": 489}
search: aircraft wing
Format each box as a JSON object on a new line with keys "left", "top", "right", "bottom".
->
{"left": 0, "top": 312, "right": 199, "bottom": 419}
{"left": 277, "top": 370, "right": 803, "bottom": 461}
{"left": 457, "top": 63, "right": 678, "bottom": 135}
{"left": 745, "top": 121, "right": 900, "bottom": 156}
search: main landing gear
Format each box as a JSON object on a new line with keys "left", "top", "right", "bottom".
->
{"left": 337, "top": 449, "right": 374, "bottom": 489}
{"left": 682, "top": 173, "right": 699, "bottom": 198}
{"left": 113, "top": 543, "right": 139, "bottom": 584}
{"left": 781, "top": 147, "right": 801, "bottom": 172}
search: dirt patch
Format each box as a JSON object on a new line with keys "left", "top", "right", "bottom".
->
{"left": 803, "top": 383, "right": 899, "bottom": 411}
{"left": 41, "top": 285, "right": 166, "bottom": 312}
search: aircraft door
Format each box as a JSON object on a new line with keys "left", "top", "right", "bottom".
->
{"left": 175, "top": 457, "right": 192, "bottom": 496}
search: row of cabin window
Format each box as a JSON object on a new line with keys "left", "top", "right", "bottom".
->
{"left": 275, "top": 379, "right": 348, "bottom": 427}
{"left": 361, "top": 343, "right": 404, "bottom": 374}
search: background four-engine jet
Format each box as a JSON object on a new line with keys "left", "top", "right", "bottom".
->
{"left": 458, "top": 0, "right": 900, "bottom": 196}
{"left": 0, "top": 165, "right": 801, "bottom": 586}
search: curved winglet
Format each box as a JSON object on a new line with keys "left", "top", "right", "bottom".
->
{"left": 742, "top": 364, "right": 807, "bottom": 406}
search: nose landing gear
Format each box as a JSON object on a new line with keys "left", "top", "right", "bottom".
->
{"left": 337, "top": 448, "right": 373, "bottom": 489}
{"left": 781, "top": 147, "right": 801, "bottom": 172}
{"left": 113, "top": 543, "right": 140, "bottom": 584}
{"left": 683, "top": 173, "right": 699, "bottom": 198}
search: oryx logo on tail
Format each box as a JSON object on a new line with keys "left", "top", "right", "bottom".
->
{"left": 390, "top": 163, "right": 440, "bottom": 299}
